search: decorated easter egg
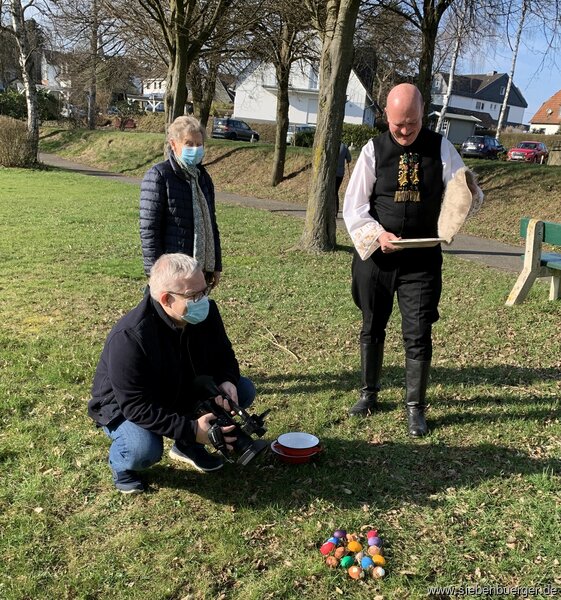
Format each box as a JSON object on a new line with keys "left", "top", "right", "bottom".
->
{"left": 348, "top": 566, "right": 364, "bottom": 580}
{"left": 367, "top": 529, "right": 378, "bottom": 538}
{"left": 334, "top": 547, "right": 346, "bottom": 560}
{"left": 333, "top": 529, "right": 346, "bottom": 539}
{"left": 370, "top": 536, "right": 383, "bottom": 547}
{"left": 340, "top": 555, "right": 354, "bottom": 569}
{"left": 346, "top": 533, "right": 359, "bottom": 542}
{"left": 355, "top": 551, "right": 364, "bottom": 562}
{"left": 372, "top": 554, "right": 386, "bottom": 566}
{"left": 372, "top": 566, "right": 386, "bottom": 579}
{"left": 320, "top": 541, "right": 335, "bottom": 556}
{"left": 325, "top": 555, "right": 338, "bottom": 568}
{"left": 347, "top": 541, "right": 363, "bottom": 553}
{"left": 361, "top": 556, "right": 374, "bottom": 569}
{"left": 368, "top": 545, "right": 382, "bottom": 557}
{"left": 327, "top": 537, "right": 339, "bottom": 544}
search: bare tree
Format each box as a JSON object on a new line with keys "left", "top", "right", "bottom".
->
{"left": 354, "top": 6, "right": 420, "bottom": 106}
{"left": 495, "top": 0, "right": 527, "bottom": 138}
{"left": 136, "top": 0, "right": 241, "bottom": 125}
{"left": 436, "top": 1, "right": 504, "bottom": 134}
{"left": 248, "top": 0, "right": 315, "bottom": 186}
{"left": 301, "top": 0, "right": 361, "bottom": 252}
{"left": 47, "top": 0, "right": 125, "bottom": 129}
{"left": 375, "top": 0, "right": 454, "bottom": 114}
{"left": 8, "top": 0, "right": 39, "bottom": 163}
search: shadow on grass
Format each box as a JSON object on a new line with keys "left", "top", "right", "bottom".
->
{"left": 282, "top": 162, "right": 312, "bottom": 182}
{"left": 120, "top": 157, "right": 161, "bottom": 174}
{"left": 257, "top": 365, "right": 561, "bottom": 396}
{"left": 204, "top": 145, "right": 261, "bottom": 167}
{"left": 149, "top": 439, "right": 560, "bottom": 510}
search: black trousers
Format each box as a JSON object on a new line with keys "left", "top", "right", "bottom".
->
{"left": 335, "top": 176, "right": 344, "bottom": 213}
{"left": 351, "top": 246, "right": 442, "bottom": 361}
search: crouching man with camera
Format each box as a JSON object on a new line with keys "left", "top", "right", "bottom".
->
{"left": 88, "top": 253, "right": 255, "bottom": 494}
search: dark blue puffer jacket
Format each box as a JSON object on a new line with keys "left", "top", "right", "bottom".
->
{"left": 140, "top": 152, "right": 222, "bottom": 275}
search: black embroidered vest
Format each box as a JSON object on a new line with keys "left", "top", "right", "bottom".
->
{"left": 370, "top": 129, "right": 444, "bottom": 238}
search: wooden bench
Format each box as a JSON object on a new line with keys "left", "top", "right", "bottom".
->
{"left": 506, "top": 218, "right": 561, "bottom": 305}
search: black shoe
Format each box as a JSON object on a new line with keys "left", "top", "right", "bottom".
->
{"left": 169, "top": 442, "right": 224, "bottom": 472}
{"left": 348, "top": 394, "right": 378, "bottom": 417}
{"left": 407, "top": 406, "right": 428, "bottom": 437}
{"left": 111, "top": 469, "right": 145, "bottom": 494}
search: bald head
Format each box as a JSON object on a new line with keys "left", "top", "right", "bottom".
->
{"left": 385, "top": 84, "right": 424, "bottom": 146}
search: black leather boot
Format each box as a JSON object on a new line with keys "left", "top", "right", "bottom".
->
{"left": 349, "top": 343, "right": 384, "bottom": 416}
{"left": 405, "top": 358, "right": 430, "bottom": 436}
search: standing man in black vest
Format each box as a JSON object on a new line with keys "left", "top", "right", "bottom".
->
{"left": 343, "top": 83, "right": 468, "bottom": 436}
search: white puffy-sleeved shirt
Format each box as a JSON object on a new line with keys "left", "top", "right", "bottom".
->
{"left": 343, "top": 136, "right": 465, "bottom": 260}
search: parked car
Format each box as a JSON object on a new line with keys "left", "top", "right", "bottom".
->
{"left": 286, "top": 124, "right": 316, "bottom": 145}
{"left": 211, "top": 118, "right": 259, "bottom": 142}
{"left": 460, "top": 135, "right": 505, "bottom": 159}
{"left": 507, "top": 141, "right": 549, "bottom": 163}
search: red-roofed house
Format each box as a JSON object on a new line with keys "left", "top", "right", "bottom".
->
{"left": 529, "top": 90, "right": 561, "bottom": 134}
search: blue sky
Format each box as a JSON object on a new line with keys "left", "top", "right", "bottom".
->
{"left": 458, "top": 28, "right": 560, "bottom": 125}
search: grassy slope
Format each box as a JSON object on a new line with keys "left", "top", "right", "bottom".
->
{"left": 1, "top": 169, "right": 560, "bottom": 599}
{"left": 39, "top": 128, "right": 561, "bottom": 248}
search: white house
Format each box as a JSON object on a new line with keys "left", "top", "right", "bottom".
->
{"left": 529, "top": 89, "right": 561, "bottom": 134}
{"left": 233, "top": 61, "right": 376, "bottom": 127}
{"left": 431, "top": 71, "right": 528, "bottom": 131}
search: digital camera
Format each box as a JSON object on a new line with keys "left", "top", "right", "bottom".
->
{"left": 193, "top": 375, "right": 270, "bottom": 465}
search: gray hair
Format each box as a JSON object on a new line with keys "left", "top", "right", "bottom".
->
{"left": 149, "top": 253, "right": 201, "bottom": 299}
{"left": 167, "top": 115, "right": 207, "bottom": 143}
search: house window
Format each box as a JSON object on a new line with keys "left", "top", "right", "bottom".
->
{"left": 309, "top": 63, "right": 319, "bottom": 90}
{"left": 558, "top": 106, "right": 561, "bottom": 117}
{"left": 158, "top": 81, "right": 162, "bottom": 89}
{"left": 146, "top": 82, "right": 151, "bottom": 90}
{"left": 500, "top": 86, "right": 506, "bottom": 96}
{"left": 476, "top": 101, "right": 485, "bottom": 110}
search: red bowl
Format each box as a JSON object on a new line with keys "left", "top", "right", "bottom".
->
{"left": 271, "top": 440, "right": 322, "bottom": 464}
{"left": 274, "top": 442, "right": 322, "bottom": 457}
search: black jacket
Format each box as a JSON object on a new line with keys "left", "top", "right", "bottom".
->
{"left": 139, "top": 153, "right": 222, "bottom": 275}
{"left": 88, "top": 294, "right": 239, "bottom": 442}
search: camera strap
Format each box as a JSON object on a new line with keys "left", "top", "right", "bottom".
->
{"left": 207, "top": 423, "right": 234, "bottom": 462}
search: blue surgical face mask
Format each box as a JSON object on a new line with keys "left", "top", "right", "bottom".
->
{"left": 180, "top": 145, "right": 205, "bottom": 166}
{"left": 182, "top": 295, "right": 209, "bottom": 324}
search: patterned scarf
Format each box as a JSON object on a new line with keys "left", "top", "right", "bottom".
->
{"left": 175, "top": 155, "right": 216, "bottom": 272}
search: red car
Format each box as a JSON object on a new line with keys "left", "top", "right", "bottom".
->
{"left": 507, "top": 141, "right": 549, "bottom": 163}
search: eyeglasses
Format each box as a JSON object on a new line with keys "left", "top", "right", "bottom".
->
{"left": 168, "top": 285, "right": 211, "bottom": 303}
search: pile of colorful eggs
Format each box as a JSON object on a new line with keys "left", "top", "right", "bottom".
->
{"left": 319, "top": 529, "right": 386, "bottom": 580}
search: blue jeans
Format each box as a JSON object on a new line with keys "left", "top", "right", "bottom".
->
{"left": 102, "top": 377, "right": 256, "bottom": 474}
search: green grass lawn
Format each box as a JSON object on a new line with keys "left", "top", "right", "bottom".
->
{"left": 0, "top": 168, "right": 560, "bottom": 599}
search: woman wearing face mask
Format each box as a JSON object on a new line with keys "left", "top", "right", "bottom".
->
{"left": 140, "top": 116, "right": 222, "bottom": 288}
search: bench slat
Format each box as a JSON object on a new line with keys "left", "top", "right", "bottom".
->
{"left": 521, "top": 217, "right": 561, "bottom": 245}
{"left": 543, "top": 221, "right": 561, "bottom": 245}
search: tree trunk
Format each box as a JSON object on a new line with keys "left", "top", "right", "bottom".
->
{"left": 189, "top": 58, "right": 219, "bottom": 129}
{"left": 10, "top": 0, "right": 39, "bottom": 164}
{"left": 198, "top": 60, "right": 219, "bottom": 129}
{"left": 496, "top": 0, "right": 526, "bottom": 140}
{"left": 271, "top": 28, "right": 292, "bottom": 187}
{"left": 418, "top": 11, "right": 439, "bottom": 116}
{"left": 87, "top": 0, "right": 99, "bottom": 131}
{"left": 301, "top": 0, "right": 361, "bottom": 252}
{"left": 167, "top": 0, "right": 189, "bottom": 123}
{"left": 436, "top": 30, "right": 461, "bottom": 134}
{"left": 164, "top": 56, "right": 176, "bottom": 126}
{"left": 188, "top": 60, "right": 204, "bottom": 119}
